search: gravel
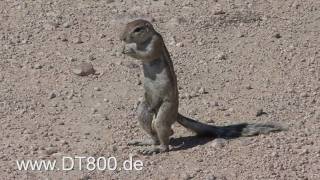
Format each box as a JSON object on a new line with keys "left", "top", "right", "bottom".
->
{"left": 1, "top": 0, "right": 319, "bottom": 179}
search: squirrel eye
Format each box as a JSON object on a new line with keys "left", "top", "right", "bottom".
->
{"left": 133, "top": 27, "right": 143, "bottom": 33}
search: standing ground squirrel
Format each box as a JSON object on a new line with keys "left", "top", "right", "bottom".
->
{"left": 120, "top": 19, "right": 283, "bottom": 155}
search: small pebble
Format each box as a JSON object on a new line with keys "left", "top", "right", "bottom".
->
{"left": 84, "top": 132, "right": 90, "bottom": 136}
{"left": 212, "top": 4, "right": 225, "bottom": 15}
{"left": 198, "top": 87, "right": 207, "bottom": 94}
{"left": 300, "top": 92, "right": 308, "bottom": 97}
{"left": 91, "top": 108, "right": 98, "bottom": 114}
{"left": 68, "top": 57, "right": 77, "bottom": 62}
{"left": 60, "top": 36, "right": 68, "bottom": 42}
{"left": 167, "top": 17, "right": 185, "bottom": 28}
{"left": 49, "top": 92, "right": 56, "bottom": 99}
{"left": 216, "top": 52, "right": 227, "bottom": 60}
{"left": 112, "top": 145, "right": 117, "bottom": 152}
{"left": 44, "top": 147, "right": 58, "bottom": 156}
{"left": 43, "top": 22, "right": 58, "bottom": 30}
{"left": 210, "top": 138, "right": 227, "bottom": 148}
{"left": 271, "top": 151, "right": 279, "bottom": 157}
{"left": 73, "top": 36, "right": 83, "bottom": 44}
{"left": 79, "top": 175, "right": 91, "bottom": 180}
{"left": 246, "top": 85, "right": 253, "bottom": 90}
{"left": 72, "top": 62, "right": 95, "bottom": 76}
{"left": 209, "top": 101, "right": 219, "bottom": 107}
{"left": 137, "top": 79, "right": 142, "bottom": 85}
{"left": 34, "top": 63, "right": 43, "bottom": 69}
{"left": 176, "top": 42, "right": 184, "bottom": 47}
{"left": 181, "top": 173, "right": 192, "bottom": 180}
{"left": 62, "top": 21, "right": 71, "bottom": 28}
{"left": 181, "top": 93, "right": 191, "bottom": 100}
{"left": 88, "top": 54, "right": 95, "bottom": 61}
{"left": 256, "top": 108, "right": 266, "bottom": 117}
{"left": 60, "top": 140, "right": 68, "bottom": 145}
{"left": 103, "top": 114, "right": 109, "bottom": 120}
{"left": 273, "top": 33, "right": 282, "bottom": 39}
{"left": 206, "top": 175, "right": 217, "bottom": 180}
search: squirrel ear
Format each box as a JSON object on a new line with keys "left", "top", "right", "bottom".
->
{"left": 144, "top": 23, "right": 153, "bottom": 32}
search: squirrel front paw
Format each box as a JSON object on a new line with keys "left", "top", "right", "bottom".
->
{"left": 122, "top": 43, "right": 137, "bottom": 55}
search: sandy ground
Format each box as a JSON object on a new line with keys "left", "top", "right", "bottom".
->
{"left": 0, "top": 0, "right": 320, "bottom": 179}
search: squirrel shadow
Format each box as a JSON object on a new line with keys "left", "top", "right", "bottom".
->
{"left": 170, "top": 135, "right": 215, "bottom": 151}
{"left": 169, "top": 123, "right": 249, "bottom": 151}
{"left": 169, "top": 121, "right": 284, "bottom": 151}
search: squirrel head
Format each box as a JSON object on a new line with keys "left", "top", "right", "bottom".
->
{"left": 120, "top": 19, "right": 156, "bottom": 44}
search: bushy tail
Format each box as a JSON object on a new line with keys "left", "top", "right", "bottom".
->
{"left": 177, "top": 113, "right": 284, "bottom": 138}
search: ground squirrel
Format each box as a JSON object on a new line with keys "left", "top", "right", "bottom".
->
{"left": 120, "top": 19, "right": 283, "bottom": 155}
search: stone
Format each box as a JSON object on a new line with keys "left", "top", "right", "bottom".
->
{"left": 176, "top": 42, "right": 184, "bottom": 47}
{"left": 273, "top": 33, "right": 282, "bottom": 39}
{"left": 72, "top": 62, "right": 95, "bottom": 76}
{"left": 209, "top": 101, "right": 219, "bottom": 107}
{"left": 44, "top": 147, "right": 58, "bottom": 155}
{"left": 246, "top": 85, "right": 253, "bottom": 90}
{"left": 256, "top": 108, "right": 266, "bottom": 117}
{"left": 212, "top": 4, "right": 225, "bottom": 15}
{"left": 43, "top": 22, "right": 58, "bottom": 30}
{"left": 216, "top": 52, "right": 227, "bottom": 60}
{"left": 210, "top": 138, "right": 227, "bottom": 148}
{"left": 198, "top": 87, "right": 207, "bottom": 94}
{"left": 34, "top": 63, "right": 43, "bottom": 69}
{"left": 62, "top": 21, "right": 71, "bottom": 28}
{"left": 73, "top": 36, "right": 83, "bottom": 44}
{"left": 49, "top": 92, "right": 56, "bottom": 99}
